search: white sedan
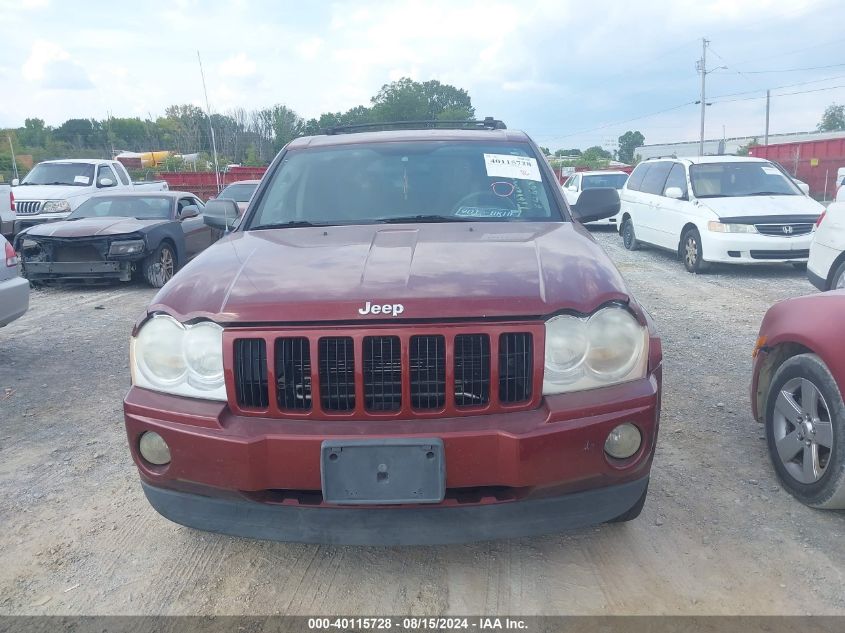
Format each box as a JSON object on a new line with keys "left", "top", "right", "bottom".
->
{"left": 562, "top": 170, "right": 629, "bottom": 227}
{"left": 808, "top": 185, "right": 845, "bottom": 291}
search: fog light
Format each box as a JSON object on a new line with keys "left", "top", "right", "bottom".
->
{"left": 604, "top": 423, "right": 642, "bottom": 460}
{"left": 139, "top": 431, "right": 171, "bottom": 465}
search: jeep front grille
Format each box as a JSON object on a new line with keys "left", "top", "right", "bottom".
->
{"left": 229, "top": 324, "right": 542, "bottom": 418}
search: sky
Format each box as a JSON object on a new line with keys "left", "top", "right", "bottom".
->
{"left": 0, "top": 0, "right": 843, "bottom": 152}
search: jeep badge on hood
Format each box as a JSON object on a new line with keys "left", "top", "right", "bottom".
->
{"left": 358, "top": 301, "right": 405, "bottom": 317}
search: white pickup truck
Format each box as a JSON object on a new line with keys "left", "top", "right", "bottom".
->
{"left": 0, "top": 183, "right": 12, "bottom": 237}
{"left": 11, "top": 159, "right": 168, "bottom": 234}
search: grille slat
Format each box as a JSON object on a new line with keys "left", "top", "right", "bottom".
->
{"left": 319, "top": 337, "right": 355, "bottom": 411}
{"left": 499, "top": 333, "right": 533, "bottom": 404}
{"left": 363, "top": 336, "right": 402, "bottom": 411}
{"left": 276, "top": 337, "right": 312, "bottom": 410}
{"left": 234, "top": 339, "right": 269, "bottom": 408}
{"left": 410, "top": 335, "right": 446, "bottom": 409}
{"left": 454, "top": 334, "right": 490, "bottom": 407}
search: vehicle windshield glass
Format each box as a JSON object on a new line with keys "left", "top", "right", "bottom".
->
{"left": 20, "top": 163, "right": 96, "bottom": 187}
{"left": 689, "top": 161, "right": 801, "bottom": 198}
{"left": 219, "top": 183, "right": 258, "bottom": 202}
{"left": 248, "top": 141, "right": 559, "bottom": 228}
{"left": 68, "top": 196, "right": 173, "bottom": 220}
{"left": 582, "top": 174, "right": 629, "bottom": 190}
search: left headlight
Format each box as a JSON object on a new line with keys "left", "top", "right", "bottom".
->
{"left": 41, "top": 200, "right": 71, "bottom": 213}
{"left": 130, "top": 314, "right": 226, "bottom": 400}
{"left": 108, "top": 239, "right": 146, "bottom": 256}
{"left": 543, "top": 306, "right": 648, "bottom": 395}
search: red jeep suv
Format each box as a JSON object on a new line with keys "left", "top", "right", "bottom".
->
{"left": 124, "top": 120, "right": 663, "bottom": 544}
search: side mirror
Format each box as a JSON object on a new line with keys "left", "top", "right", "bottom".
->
{"left": 179, "top": 205, "right": 200, "bottom": 220}
{"left": 97, "top": 177, "right": 115, "bottom": 188}
{"left": 567, "top": 184, "right": 578, "bottom": 192}
{"left": 203, "top": 199, "right": 239, "bottom": 230}
{"left": 11, "top": 178, "right": 19, "bottom": 186}
{"left": 797, "top": 181, "right": 810, "bottom": 195}
{"left": 664, "top": 186, "right": 685, "bottom": 200}
{"left": 570, "top": 187, "right": 620, "bottom": 223}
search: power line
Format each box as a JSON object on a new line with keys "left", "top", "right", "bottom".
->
{"left": 709, "top": 74, "right": 845, "bottom": 100}
{"left": 722, "top": 62, "right": 845, "bottom": 74}
{"left": 710, "top": 83, "right": 845, "bottom": 105}
{"left": 543, "top": 101, "right": 697, "bottom": 142}
{"left": 727, "top": 34, "right": 845, "bottom": 67}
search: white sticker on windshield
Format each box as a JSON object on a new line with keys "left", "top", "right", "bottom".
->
{"left": 455, "top": 206, "right": 522, "bottom": 218}
{"left": 483, "top": 154, "right": 542, "bottom": 182}
{"left": 761, "top": 166, "right": 781, "bottom": 175}
{"left": 74, "top": 175, "right": 91, "bottom": 184}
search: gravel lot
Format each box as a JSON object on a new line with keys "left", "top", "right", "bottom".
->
{"left": 1, "top": 228, "right": 843, "bottom": 616}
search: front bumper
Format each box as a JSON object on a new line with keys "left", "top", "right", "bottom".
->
{"left": 141, "top": 476, "right": 649, "bottom": 545}
{"left": 0, "top": 275, "right": 29, "bottom": 326}
{"left": 23, "top": 260, "right": 135, "bottom": 283}
{"left": 702, "top": 231, "right": 813, "bottom": 264}
{"left": 124, "top": 369, "right": 662, "bottom": 544}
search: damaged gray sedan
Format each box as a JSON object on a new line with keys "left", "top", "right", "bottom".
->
{"left": 14, "top": 192, "right": 221, "bottom": 287}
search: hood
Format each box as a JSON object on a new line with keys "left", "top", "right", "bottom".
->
{"left": 150, "top": 222, "right": 632, "bottom": 324}
{"left": 698, "top": 194, "right": 825, "bottom": 220}
{"left": 12, "top": 185, "right": 93, "bottom": 201}
{"left": 23, "top": 217, "right": 166, "bottom": 238}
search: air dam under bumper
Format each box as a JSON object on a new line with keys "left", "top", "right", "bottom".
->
{"left": 141, "top": 477, "right": 649, "bottom": 545}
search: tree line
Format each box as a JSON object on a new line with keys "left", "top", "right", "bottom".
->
{"left": 0, "top": 77, "right": 475, "bottom": 178}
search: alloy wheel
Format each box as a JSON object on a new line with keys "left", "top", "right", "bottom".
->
{"left": 684, "top": 235, "right": 699, "bottom": 268}
{"left": 773, "top": 377, "right": 834, "bottom": 484}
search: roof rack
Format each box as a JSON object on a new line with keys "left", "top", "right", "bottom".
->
{"left": 644, "top": 154, "right": 678, "bottom": 161}
{"left": 323, "top": 116, "right": 507, "bottom": 135}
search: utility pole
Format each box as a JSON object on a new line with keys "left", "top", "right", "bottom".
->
{"left": 696, "top": 37, "right": 709, "bottom": 157}
{"left": 764, "top": 90, "right": 770, "bottom": 146}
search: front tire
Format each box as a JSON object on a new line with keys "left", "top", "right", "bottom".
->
{"left": 621, "top": 218, "right": 639, "bottom": 251}
{"left": 142, "top": 243, "right": 176, "bottom": 288}
{"left": 832, "top": 261, "right": 845, "bottom": 291}
{"left": 681, "top": 227, "right": 709, "bottom": 274}
{"left": 764, "top": 353, "right": 845, "bottom": 509}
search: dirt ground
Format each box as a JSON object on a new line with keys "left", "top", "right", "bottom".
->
{"left": 1, "top": 228, "right": 843, "bottom": 616}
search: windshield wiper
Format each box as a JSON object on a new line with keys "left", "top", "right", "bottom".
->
{"left": 746, "top": 191, "right": 795, "bottom": 196}
{"left": 250, "top": 220, "right": 329, "bottom": 230}
{"left": 377, "top": 214, "right": 470, "bottom": 224}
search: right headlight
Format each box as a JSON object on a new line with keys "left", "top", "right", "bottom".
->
{"left": 41, "top": 200, "right": 71, "bottom": 213}
{"left": 543, "top": 306, "right": 648, "bottom": 395}
{"left": 130, "top": 314, "right": 226, "bottom": 400}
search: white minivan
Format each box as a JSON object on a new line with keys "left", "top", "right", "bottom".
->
{"left": 618, "top": 156, "right": 826, "bottom": 273}
{"left": 808, "top": 184, "right": 845, "bottom": 291}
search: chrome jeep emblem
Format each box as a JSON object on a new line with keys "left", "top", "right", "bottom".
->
{"left": 358, "top": 301, "right": 405, "bottom": 317}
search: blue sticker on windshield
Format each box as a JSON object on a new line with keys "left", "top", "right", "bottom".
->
{"left": 455, "top": 207, "right": 522, "bottom": 218}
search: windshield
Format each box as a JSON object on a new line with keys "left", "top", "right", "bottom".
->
{"left": 582, "top": 174, "right": 629, "bottom": 190}
{"left": 689, "top": 161, "right": 801, "bottom": 198}
{"left": 219, "top": 183, "right": 258, "bottom": 202}
{"left": 68, "top": 196, "right": 173, "bottom": 220}
{"left": 20, "top": 162, "right": 95, "bottom": 187}
{"left": 248, "top": 141, "right": 559, "bottom": 228}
